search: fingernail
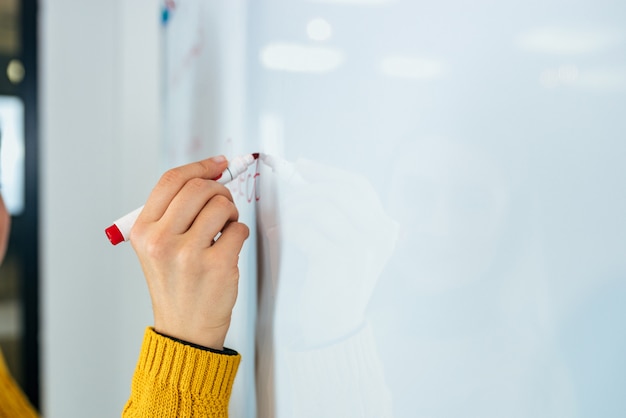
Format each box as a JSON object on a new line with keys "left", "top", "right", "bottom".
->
{"left": 210, "top": 155, "right": 227, "bottom": 163}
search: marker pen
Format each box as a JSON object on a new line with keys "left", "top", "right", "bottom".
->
{"left": 105, "top": 153, "right": 259, "bottom": 245}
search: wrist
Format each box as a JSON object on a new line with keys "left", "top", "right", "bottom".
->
{"left": 153, "top": 321, "right": 231, "bottom": 351}
{"left": 152, "top": 328, "right": 237, "bottom": 355}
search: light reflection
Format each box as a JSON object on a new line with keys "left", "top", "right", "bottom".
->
{"left": 307, "top": 0, "right": 394, "bottom": 4}
{"left": 0, "top": 96, "right": 24, "bottom": 215}
{"left": 260, "top": 42, "right": 344, "bottom": 73}
{"left": 380, "top": 55, "right": 443, "bottom": 80}
{"left": 259, "top": 112, "right": 285, "bottom": 158}
{"left": 6, "top": 59, "right": 25, "bottom": 85}
{"left": 540, "top": 65, "right": 579, "bottom": 88}
{"left": 307, "top": 18, "right": 333, "bottom": 42}
{"left": 539, "top": 65, "right": 626, "bottom": 90}
{"left": 256, "top": 155, "right": 396, "bottom": 417}
{"left": 516, "top": 26, "right": 623, "bottom": 55}
{"left": 575, "top": 67, "right": 626, "bottom": 90}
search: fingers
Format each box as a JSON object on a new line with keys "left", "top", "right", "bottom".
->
{"left": 211, "top": 221, "right": 250, "bottom": 260}
{"left": 129, "top": 155, "right": 251, "bottom": 350}
{"left": 160, "top": 178, "right": 235, "bottom": 236}
{"left": 130, "top": 153, "right": 248, "bottom": 250}
{"left": 187, "top": 194, "right": 240, "bottom": 245}
{"left": 140, "top": 155, "right": 229, "bottom": 222}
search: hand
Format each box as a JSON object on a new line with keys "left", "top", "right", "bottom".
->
{"left": 130, "top": 155, "right": 250, "bottom": 350}
{"left": 0, "top": 194, "right": 10, "bottom": 264}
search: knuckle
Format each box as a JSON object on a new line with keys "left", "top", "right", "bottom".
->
{"left": 222, "top": 187, "right": 234, "bottom": 203}
{"left": 133, "top": 228, "right": 172, "bottom": 260}
{"left": 213, "top": 194, "right": 237, "bottom": 213}
{"left": 212, "top": 193, "right": 230, "bottom": 205}
{"left": 186, "top": 177, "right": 208, "bottom": 192}
{"left": 196, "top": 159, "right": 215, "bottom": 173}
{"left": 234, "top": 222, "right": 250, "bottom": 239}
{"left": 174, "top": 245, "right": 198, "bottom": 266}
{"left": 145, "top": 233, "right": 171, "bottom": 259}
{"left": 160, "top": 168, "right": 184, "bottom": 187}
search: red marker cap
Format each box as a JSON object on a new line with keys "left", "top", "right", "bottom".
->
{"left": 105, "top": 224, "right": 125, "bottom": 246}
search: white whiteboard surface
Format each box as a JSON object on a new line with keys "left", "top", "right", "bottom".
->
{"left": 166, "top": 0, "right": 626, "bottom": 417}
{"left": 163, "top": 1, "right": 257, "bottom": 416}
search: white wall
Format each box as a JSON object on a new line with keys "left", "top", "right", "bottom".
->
{"left": 40, "top": 1, "right": 161, "bottom": 416}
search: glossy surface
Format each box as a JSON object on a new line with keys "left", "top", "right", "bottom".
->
{"left": 249, "top": 1, "right": 626, "bottom": 416}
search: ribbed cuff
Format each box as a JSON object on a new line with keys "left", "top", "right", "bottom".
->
{"left": 153, "top": 329, "right": 238, "bottom": 356}
{"left": 286, "top": 323, "right": 394, "bottom": 418}
{"left": 136, "top": 327, "right": 241, "bottom": 398}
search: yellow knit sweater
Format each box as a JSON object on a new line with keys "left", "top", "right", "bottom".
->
{"left": 123, "top": 327, "right": 241, "bottom": 417}
{"left": 0, "top": 327, "right": 240, "bottom": 417}
{"left": 0, "top": 348, "right": 38, "bottom": 418}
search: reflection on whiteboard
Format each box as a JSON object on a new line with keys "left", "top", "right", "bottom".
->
{"left": 256, "top": 155, "right": 396, "bottom": 417}
{"left": 386, "top": 137, "right": 510, "bottom": 294}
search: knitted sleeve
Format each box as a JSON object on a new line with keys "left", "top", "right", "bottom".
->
{"left": 0, "top": 350, "right": 38, "bottom": 418}
{"left": 122, "top": 327, "right": 241, "bottom": 418}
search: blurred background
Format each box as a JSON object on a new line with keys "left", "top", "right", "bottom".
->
{"left": 0, "top": 0, "right": 38, "bottom": 407}
{"left": 1, "top": 0, "right": 162, "bottom": 416}
{"left": 1, "top": 0, "right": 625, "bottom": 417}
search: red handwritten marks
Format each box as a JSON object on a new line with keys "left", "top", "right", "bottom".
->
{"left": 229, "top": 159, "right": 261, "bottom": 203}
{"left": 169, "top": 27, "right": 205, "bottom": 88}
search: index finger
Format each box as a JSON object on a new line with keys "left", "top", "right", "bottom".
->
{"left": 140, "top": 155, "right": 229, "bottom": 222}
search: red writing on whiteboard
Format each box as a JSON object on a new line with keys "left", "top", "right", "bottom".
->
{"left": 170, "top": 27, "right": 205, "bottom": 88}
{"left": 229, "top": 160, "right": 261, "bottom": 203}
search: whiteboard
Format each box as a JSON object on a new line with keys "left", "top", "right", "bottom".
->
{"left": 162, "top": 1, "right": 257, "bottom": 416}
{"left": 164, "top": 0, "right": 626, "bottom": 417}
